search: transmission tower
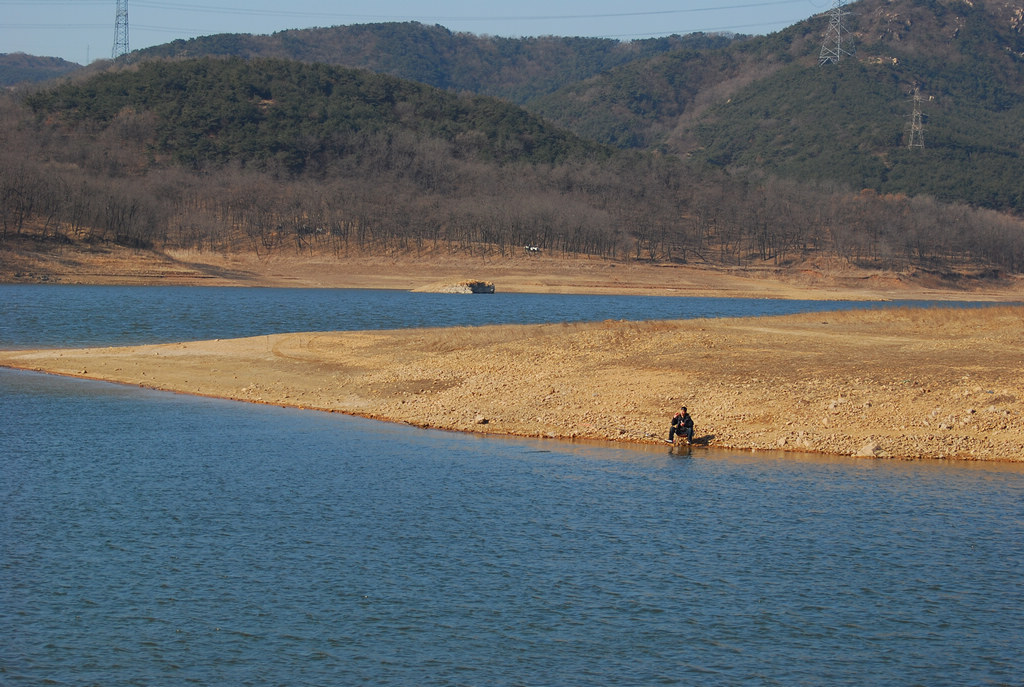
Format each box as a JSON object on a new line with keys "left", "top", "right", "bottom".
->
{"left": 819, "top": 0, "right": 853, "bottom": 65}
{"left": 113, "top": 0, "right": 129, "bottom": 60}
{"left": 907, "top": 87, "right": 925, "bottom": 149}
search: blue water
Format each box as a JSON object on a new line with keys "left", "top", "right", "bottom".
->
{"left": 2, "top": 286, "right": 1023, "bottom": 685}
{"left": 0, "top": 284, "right": 992, "bottom": 348}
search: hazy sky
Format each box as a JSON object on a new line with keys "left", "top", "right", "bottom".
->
{"left": 2, "top": 0, "right": 826, "bottom": 65}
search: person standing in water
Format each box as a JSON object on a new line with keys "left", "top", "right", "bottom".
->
{"left": 667, "top": 406, "right": 694, "bottom": 444}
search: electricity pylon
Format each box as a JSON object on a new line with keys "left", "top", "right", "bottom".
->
{"left": 907, "top": 87, "right": 925, "bottom": 149}
{"left": 819, "top": 0, "right": 853, "bottom": 65}
{"left": 113, "top": 0, "right": 129, "bottom": 60}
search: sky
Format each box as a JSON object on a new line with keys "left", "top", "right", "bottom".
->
{"left": 1, "top": 0, "right": 829, "bottom": 65}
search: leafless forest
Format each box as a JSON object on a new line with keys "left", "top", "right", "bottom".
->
{"left": 2, "top": 92, "right": 1022, "bottom": 274}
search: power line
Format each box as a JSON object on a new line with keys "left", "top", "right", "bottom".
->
{"left": 2, "top": 0, "right": 818, "bottom": 56}
{"left": 597, "top": 15, "right": 811, "bottom": 38}
{"left": 128, "top": 0, "right": 811, "bottom": 22}
{"left": 5, "top": 15, "right": 811, "bottom": 38}
{"left": 0, "top": 0, "right": 810, "bottom": 22}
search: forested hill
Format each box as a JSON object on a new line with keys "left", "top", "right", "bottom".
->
{"left": 4, "top": 1, "right": 1023, "bottom": 273}
{"left": 532, "top": 0, "right": 1024, "bottom": 212}
{"left": 0, "top": 53, "right": 81, "bottom": 86}
{"left": 26, "top": 57, "right": 608, "bottom": 175}
{"left": 5, "top": 51, "right": 1023, "bottom": 273}
{"left": 135, "top": 23, "right": 739, "bottom": 105}
{"left": 102, "top": 0, "right": 1024, "bottom": 213}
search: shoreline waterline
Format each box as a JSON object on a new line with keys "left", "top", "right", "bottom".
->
{"left": 3, "top": 306, "right": 1022, "bottom": 462}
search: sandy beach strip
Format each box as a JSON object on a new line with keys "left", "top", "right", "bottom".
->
{"left": 2, "top": 306, "right": 1022, "bottom": 462}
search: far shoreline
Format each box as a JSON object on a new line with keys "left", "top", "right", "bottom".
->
{"left": 2, "top": 242, "right": 1023, "bottom": 302}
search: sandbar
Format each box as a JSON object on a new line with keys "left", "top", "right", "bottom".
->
{"left": 2, "top": 306, "right": 1022, "bottom": 461}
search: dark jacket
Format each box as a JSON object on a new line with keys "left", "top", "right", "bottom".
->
{"left": 672, "top": 412, "right": 693, "bottom": 429}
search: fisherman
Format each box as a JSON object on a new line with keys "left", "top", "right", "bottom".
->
{"left": 667, "top": 406, "right": 694, "bottom": 444}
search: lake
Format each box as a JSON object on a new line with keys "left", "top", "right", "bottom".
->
{"left": 0, "top": 284, "right": 995, "bottom": 348}
{"left": 2, "top": 286, "right": 1022, "bottom": 685}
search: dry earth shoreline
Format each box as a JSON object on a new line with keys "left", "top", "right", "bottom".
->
{"left": 2, "top": 307, "right": 1022, "bottom": 462}
{"left": 3, "top": 242, "right": 1023, "bottom": 301}
{"left": 3, "top": 245, "right": 1023, "bottom": 461}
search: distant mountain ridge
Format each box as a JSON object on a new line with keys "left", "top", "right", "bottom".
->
{"left": 4, "top": 0, "right": 1023, "bottom": 213}
{"left": 5, "top": 7, "right": 1023, "bottom": 275}
{"left": 530, "top": 0, "right": 1023, "bottom": 210}
{"left": 135, "top": 22, "right": 740, "bottom": 105}
{"left": 690, "top": 0, "right": 1024, "bottom": 211}
{"left": 0, "top": 53, "right": 81, "bottom": 86}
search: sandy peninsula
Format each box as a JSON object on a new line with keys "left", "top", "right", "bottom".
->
{"left": 4, "top": 242, "right": 1024, "bottom": 460}
{"left": 2, "top": 304, "right": 1022, "bottom": 462}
